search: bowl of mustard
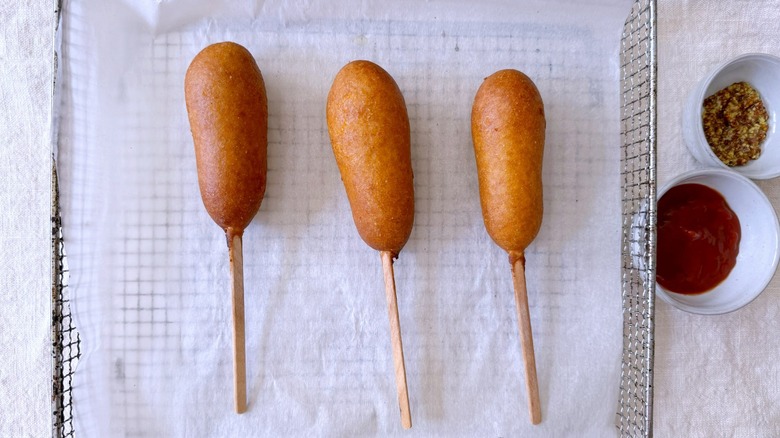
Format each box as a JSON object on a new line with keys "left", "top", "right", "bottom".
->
{"left": 682, "top": 53, "right": 780, "bottom": 179}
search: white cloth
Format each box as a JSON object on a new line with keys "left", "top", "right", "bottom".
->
{"left": 656, "top": 1, "right": 780, "bottom": 436}
{"left": 0, "top": 1, "right": 53, "bottom": 437}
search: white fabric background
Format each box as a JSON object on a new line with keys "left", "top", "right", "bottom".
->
{"left": 656, "top": 1, "right": 780, "bottom": 436}
{"left": 0, "top": 0, "right": 53, "bottom": 437}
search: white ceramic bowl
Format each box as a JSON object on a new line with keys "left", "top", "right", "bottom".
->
{"left": 656, "top": 169, "right": 780, "bottom": 314}
{"left": 682, "top": 53, "right": 780, "bottom": 179}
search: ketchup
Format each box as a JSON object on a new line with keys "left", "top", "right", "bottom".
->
{"left": 656, "top": 183, "right": 741, "bottom": 294}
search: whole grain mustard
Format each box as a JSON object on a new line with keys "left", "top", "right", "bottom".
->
{"left": 702, "top": 82, "right": 768, "bottom": 166}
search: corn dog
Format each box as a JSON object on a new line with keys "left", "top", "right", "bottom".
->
{"left": 185, "top": 41, "right": 268, "bottom": 414}
{"left": 327, "top": 60, "right": 414, "bottom": 429}
{"left": 472, "top": 69, "right": 545, "bottom": 424}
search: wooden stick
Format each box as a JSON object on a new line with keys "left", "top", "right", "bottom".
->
{"left": 229, "top": 233, "right": 247, "bottom": 414}
{"left": 380, "top": 251, "right": 412, "bottom": 429}
{"left": 511, "top": 253, "right": 541, "bottom": 424}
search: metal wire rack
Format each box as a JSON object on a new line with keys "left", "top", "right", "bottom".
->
{"left": 616, "top": 0, "right": 657, "bottom": 437}
{"left": 52, "top": 164, "right": 80, "bottom": 438}
{"left": 50, "top": 1, "right": 656, "bottom": 436}
{"left": 52, "top": 1, "right": 81, "bottom": 436}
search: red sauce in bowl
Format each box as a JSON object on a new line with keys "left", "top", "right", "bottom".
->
{"left": 656, "top": 183, "right": 741, "bottom": 294}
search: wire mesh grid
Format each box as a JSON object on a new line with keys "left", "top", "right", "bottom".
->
{"left": 616, "top": 0, "right": 656, "bottom": 437}
{"left": 52, "top": 164, "right": 81, "bottom": 438}
{"left": 52, "top": 2, "right": 80, "bottom": 436}
{"left": 51, "top": 1, "right": 647, "bottom": 435}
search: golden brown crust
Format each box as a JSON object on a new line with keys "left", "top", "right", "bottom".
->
{"left": 326, "top": 60, "right": 414, "bottom": 255}
{"left": 471, "top": 69, "right": 545, "bottom": 254}
{"left": 185, "top": 42, "right": 268, "bottom": 234}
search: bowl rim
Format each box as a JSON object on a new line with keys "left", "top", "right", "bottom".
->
{"left": 655, "top": 168, "right": 780, "bottom": 315}
{"left": 691, "top": 52, "right": 780, "bottom": 179}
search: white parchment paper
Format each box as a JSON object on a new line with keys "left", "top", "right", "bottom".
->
{"left": 57, "top": 0, "right": 630, "bottom": 436}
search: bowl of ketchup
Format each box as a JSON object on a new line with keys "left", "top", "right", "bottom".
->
{"left": 656, "top": 169, "right": 780, "bottom": 314}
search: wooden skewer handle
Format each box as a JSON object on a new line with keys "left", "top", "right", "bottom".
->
{"left": 229, "top": 233, "right": 247, "bottom": 414}
{"left": 511, "top": 253, "right": 541, "bottom": 424}
{"left": 381, "top": 251, "right": 412, "bottom": 429}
